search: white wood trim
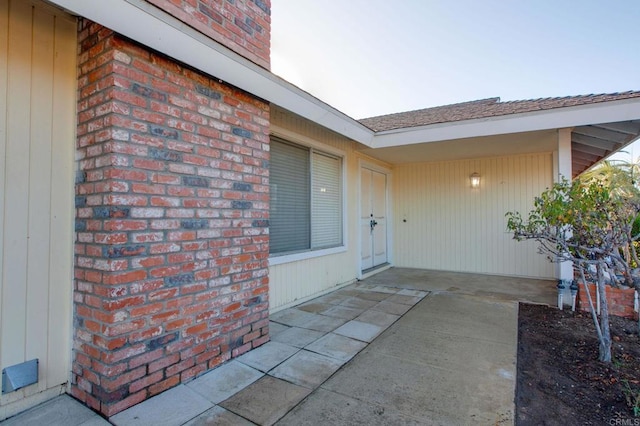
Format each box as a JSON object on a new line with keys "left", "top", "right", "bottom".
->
{"left": 269, "top": 246, "right": 348, "bottom": 267}
{"left": 0, "top": 0, "right": 8, "bottom": 372}
{"left": 49, "top": 9, "right": 77, "bottom": 387}
{"left": 46, "top": 0, "right": 640, "bottom": 152}
{"left": 357, "top": 161, "right": 392, "bottom": 278}
{"left": 268, "top": 126, "right": 349, "bottom": 264}
{"left": 556, "top": 128, "right": 574, "bottom": 283}
{"left": 556, "top": 128, "right": 572, "bottom": 181}
{"left": 371, "top": 99, "right": 640, "bottom": 149}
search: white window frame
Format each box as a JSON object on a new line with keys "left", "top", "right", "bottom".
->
{"left": 268, "top": 130, "right": 347, "bottom": 266}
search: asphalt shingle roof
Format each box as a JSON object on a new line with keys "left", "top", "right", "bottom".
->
{"left": 359, "top": 91, "right": 640, "bottom": 132}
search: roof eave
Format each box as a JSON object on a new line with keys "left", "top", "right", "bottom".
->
{"left": 370, "top": 97, "right": 640, "bottom": 148}
{"left": 47, "top": 0, "right": 375, "bottom": 146}
{"left": 33, "top": 1, "right": 640, "bottom": 151}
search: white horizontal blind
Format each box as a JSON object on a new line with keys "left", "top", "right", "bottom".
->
{"left": 269, "top": 138, "right": 310, "bottom": 254}
{"left": 311, "top": 151, "right": 342, "bottom": 248}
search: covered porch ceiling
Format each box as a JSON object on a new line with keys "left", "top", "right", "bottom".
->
{"left": 356, "top": 129, "right": 559, "bottom": 165}
{"left": 571, "top": 120, "right": 640, "bottom": 177}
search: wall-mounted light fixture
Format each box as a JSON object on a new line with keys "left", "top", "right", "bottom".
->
{"left": 470, "top": 172, "right": 480, "bottom": 188}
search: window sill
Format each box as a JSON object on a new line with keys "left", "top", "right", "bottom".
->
{"left": 268, "top": 246, "right": 347, "bottom": 266}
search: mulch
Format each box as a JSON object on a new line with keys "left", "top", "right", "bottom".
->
{"left": 516, "top": 303, "right": 640, "bottom": 425}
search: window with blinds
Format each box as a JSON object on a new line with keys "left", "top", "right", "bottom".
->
{"left": 311, "top": 151, "right": 342, "bottom": 248}
{"left": 269, "top": 137, "right": 343, "bottom": 255}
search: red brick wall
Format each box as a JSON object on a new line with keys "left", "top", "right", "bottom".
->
{"left": 577, "top": 282, "right": 638, "bottom": 320}
{"left": 145, "top": 0, "right": 271, "bottom": 69}
{"left": 72, "top": 20, "right": 270, "bottom": 416}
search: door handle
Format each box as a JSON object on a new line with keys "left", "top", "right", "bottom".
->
{"left": 370, "top": 219, "right": 378, "bottom": 230}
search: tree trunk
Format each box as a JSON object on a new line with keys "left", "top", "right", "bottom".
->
{"left": 597, "top": 263, "right": 612, "bottom": 363}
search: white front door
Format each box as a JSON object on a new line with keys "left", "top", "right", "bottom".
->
{"left": 361, "top": 167, "right": 387, "bottom": 270}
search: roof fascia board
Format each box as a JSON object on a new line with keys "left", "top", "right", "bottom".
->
{"left": 371, "top": 98, "right": 640, "bottom": 148}
{"left": 47, "top": 0, "right": 374, "bottom": 145}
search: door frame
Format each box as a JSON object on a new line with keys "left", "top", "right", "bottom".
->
{"left": 357, "top": 160, "right": 393, "bottom": 279}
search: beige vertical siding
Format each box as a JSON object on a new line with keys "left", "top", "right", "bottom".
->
{"left": 269, "top": 107, "right": 556, "bottom": 309}
{"left": 269, "top": 107, "right": 368, "bottom": 311}
{"left": 269, "top": 253, "right": 358, "bottom": 311}
{"left": 393, "top": 153, "right": 555, "bottom": 278}
{"left": 0, "top": 0, "right": 76, "bottom": 419}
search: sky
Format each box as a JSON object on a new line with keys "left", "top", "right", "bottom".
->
{"left": 271, "top": 0, "right": 640, "bottom": 123}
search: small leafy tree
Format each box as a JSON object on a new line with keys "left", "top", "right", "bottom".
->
{"left": 506, "top": 175, "right": 640, "bottom": 363}
{"left": 581, "top": 160, "right": 640, "bottom": 272}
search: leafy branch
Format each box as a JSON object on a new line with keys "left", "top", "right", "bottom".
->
{"left": 506, "top": 172, "right": 640, "bottom": 363}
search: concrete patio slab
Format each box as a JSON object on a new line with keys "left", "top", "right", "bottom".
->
{"left": 373, "top": 324, "right": 514, "bottom": 374}
{"left": 333, "top": 319, "right": 383, "bottom": 342}
{"left": 1, "top": 395, "right": 108, "bottom": 426}
{"left": 84, "top": 417, "right": 118, "bottom": 426}
{"left": 320, "top": 304, "right": 366, "bottom": 319}
{"left": 110, "top": 384, "right": 213, "bottom": 426}
{"left": 219, "top": 375, "right": 311, "bottom": 426}
{"left": 310, "top": 292, "right": 353, "bottom": 305}
{"left": 181, "top": 406, "right": 254, "bottom": 426}
{"left": 304, "top": 332, "right": 367, "bottom": 362}
{"left": 332, "top": 289, "right": 364, "bottom": 297}
{"left": 322, "top": 343, "right": 513, "bottom": 425}
{"left": 78, "top": 417, "right": 114, "bottom": 426}
{"left": 186, "top": 360, "right": 263, "bottom": 404}
{"left": 270, "top": 326, "right": 325, "bottom": 348}
{"left": 404, "top": 292, "right": 517, "bottom": 344}
{"left": 319, "top": 287, "right": 520, "bottom": 425}
{"left": 268, "top": 321, "right": 290, "bottom": 337}
{"left": 385, "top": 293, "right": 423, "bottom": 305}
{"left": 296, "top": 302, "right": 334, "bottom": 313}
{"left": 397, "top": 288, "right": 430, "bottom": 297}
{"left": 338, "top": 296, "right": 378, "bottom": 309}
{"left": 235, "top": 341, "right": 298, "bottom": 372}
{"left": 355, "top": 309, "right": 400, "bottom": 328}
{"left": 295, "top": 312, "right": 348, "bottom": 332}
{"left": 362, "top": 268, "right": 556, "bottom": 306}
{"left": 277, "top": 388, "right": 429, "bottom": 426}
{"left": 368, "top": 285, "right": 399, "bottom": 294}
{"left": 354, "top": 291, "right": 391, "bottom": 302}
{"left": 269, "top": 350, "right": 344, "bottom": 389}
{"left": 269, "top": 308, "right": 317, "bottom": 327}
{"left": 371, "top": 299, "right": 412, "bottom": 315}
{"left": 352, "top": 283, "right": 379, "bottom": 291}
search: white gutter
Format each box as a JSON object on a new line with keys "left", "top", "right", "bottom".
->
{"left": 46, "top": 0, "right": 375, "bottom": 145}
